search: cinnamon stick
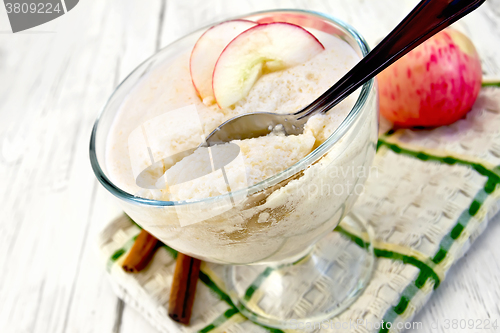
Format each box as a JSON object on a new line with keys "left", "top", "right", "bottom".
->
{"left": 168, "top": 253, "right": 201, "bottom": 325}
{"left": 122, "top": 229, "right": 159, "bottom": 273}
{"left": 121, "top": 229, "right": 201, "bottom": 325}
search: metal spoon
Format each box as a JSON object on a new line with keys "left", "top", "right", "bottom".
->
{"left": 203, "top": 0, "right": 485, "bottom": 147}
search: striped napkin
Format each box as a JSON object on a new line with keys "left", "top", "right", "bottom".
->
{"left": 98, "top": 87, "right": 500, "bottom": 333}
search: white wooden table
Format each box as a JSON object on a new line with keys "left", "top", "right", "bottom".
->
{"left": 1, "top": 1, "right": 499, "bottom": 332}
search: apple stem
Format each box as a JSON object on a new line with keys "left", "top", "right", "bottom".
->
{"left": 482, "top": 79, "right": 500, "bottom": 88}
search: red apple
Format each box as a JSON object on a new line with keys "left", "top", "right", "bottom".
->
{"left": 378, "top": 28, "right": 482, "bottom": 127}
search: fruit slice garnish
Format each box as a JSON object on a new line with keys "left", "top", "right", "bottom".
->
{"left": 213, "top": 22, "right": 324, "bottom": 108}
{"left": 190, "top": 19, "right": 257, "bottom": 104}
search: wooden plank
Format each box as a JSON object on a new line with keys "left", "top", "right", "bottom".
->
{"left": 0, "top": 0, "right": 158, "bottom": 332}
{"left": 0, "top": 0, "right": 122, "bottom": 331}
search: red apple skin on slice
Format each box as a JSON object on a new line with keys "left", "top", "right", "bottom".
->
{"left": 190, "top": 20, "right": 257, "bottom": 104}
{"left": 213, "top": 22, "right": 325, "bottom": 109}
{"left": 256, "top": 13, "right": 337, "bottom": 35}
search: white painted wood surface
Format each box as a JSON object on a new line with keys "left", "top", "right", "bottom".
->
{"left": 0, "top": 0, "right": 499, "bottom": 332}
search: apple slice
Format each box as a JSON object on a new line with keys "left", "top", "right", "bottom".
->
{"left": 213, "top": 22, "right": 324, "bottom": 108}
{"left": 190, "top": 20, "right": 257, "bottom": 104}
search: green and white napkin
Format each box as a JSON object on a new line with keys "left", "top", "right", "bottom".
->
{"left": 98, "top": 88, "right": 500, "bottom": 333}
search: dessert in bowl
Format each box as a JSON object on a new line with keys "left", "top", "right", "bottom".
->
{"left": 90, "top": 9, "right": 378, "bottom": 327}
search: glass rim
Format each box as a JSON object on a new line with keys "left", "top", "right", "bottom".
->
{"left": 89, "top": 8, "right": 374, "bottom": 207}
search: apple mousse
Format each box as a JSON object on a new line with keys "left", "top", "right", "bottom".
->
{"left": 104, "top": 17, "right": 379, "bottom": 264}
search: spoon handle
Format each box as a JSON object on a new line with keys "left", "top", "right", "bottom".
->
{"left": 297, "top": 0, "right": 485, "bottom": 119}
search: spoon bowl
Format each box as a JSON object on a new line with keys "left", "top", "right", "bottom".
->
{"left": 203, "top": 111, "right": 307, "bottom": 146}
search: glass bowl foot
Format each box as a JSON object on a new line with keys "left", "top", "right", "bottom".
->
{"left": 224, "top": 214, "right": 374, "bottom": 329}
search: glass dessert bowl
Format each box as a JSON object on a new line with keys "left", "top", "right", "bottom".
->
{"left": 90, "top": 9, "right": 378, "bottom": 328}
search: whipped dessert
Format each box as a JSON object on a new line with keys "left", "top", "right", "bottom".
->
{"left": 105, "top": 17, "right": 378, "bottom": 264}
